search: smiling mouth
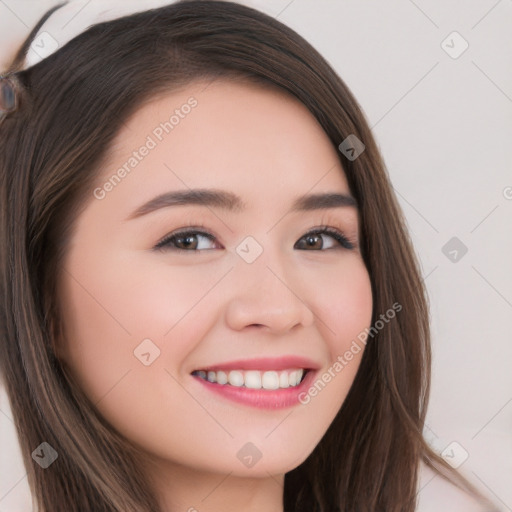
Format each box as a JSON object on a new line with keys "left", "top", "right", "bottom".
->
{"left": 191, "top": 368, "right": 309, "bottom": 390}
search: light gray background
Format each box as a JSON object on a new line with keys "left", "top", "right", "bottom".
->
{"left": 1, "top": 1, "right": 511, "bottom": 511}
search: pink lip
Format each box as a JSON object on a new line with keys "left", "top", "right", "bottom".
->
{"left": 192, "top": 356, "right": 321, "bottom": 372}
{"left": 190, "top": 367, "right": 319, "bottom": 410}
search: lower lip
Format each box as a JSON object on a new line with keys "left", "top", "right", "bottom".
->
{"left": 191, "top": 370, "right": 317, "bottom": 409}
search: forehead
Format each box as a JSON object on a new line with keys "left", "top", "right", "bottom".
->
{"left": 95, "top": 78, "right": 352, "bottom": 212}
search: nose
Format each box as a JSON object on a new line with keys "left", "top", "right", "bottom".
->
{"left": 224, "top": 248, "right": 315, "bottom": 334}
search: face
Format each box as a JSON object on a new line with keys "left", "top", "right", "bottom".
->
{"left": 55, "top": 78, "right": 373, "bottom": 482}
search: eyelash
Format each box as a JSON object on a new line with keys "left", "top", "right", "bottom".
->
{"left": 154, "top": 222, "right": 356, "bottom": 252}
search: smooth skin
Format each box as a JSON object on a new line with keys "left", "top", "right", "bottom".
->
{"left": 55, "top": 78, "right": 373, "bottom": 512}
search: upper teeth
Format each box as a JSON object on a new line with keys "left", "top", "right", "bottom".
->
{"left": 193, "top": 369, "right": 305, "bottom": 389}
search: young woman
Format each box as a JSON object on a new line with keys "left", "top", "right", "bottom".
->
{"left": 0, "top": 1, "right": 501, "bottom": 511}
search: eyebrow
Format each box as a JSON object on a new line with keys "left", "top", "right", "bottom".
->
{"left": 125, "top": 188, "right": 358, "bottom": 220}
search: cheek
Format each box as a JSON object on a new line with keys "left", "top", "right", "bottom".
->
{"left": 114, "top": 255, "right": 229, "bottom": 359}
{"left": 56, "top": 250, "right": 224, "bottom": 400}
{"left": 313, "top": 255, "right": 373, "bottom": 354}
{"left": 301, "top": 256, "right": 373, "bottom": 410}
{"left": 56, "top": 253, "right": 136, "bottom": 404}
{"left": 55, "top": 251, "right": 220, "bottom": 452}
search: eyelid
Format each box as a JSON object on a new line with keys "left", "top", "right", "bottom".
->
{"left": 154, "top": 223, "right": 217, "bottom": 251}
{"left": 318, "top": 212, "right": 359, "bottom": 248}
{"left": 301, "top": 225, "right": 357, "bottom": 250}
{"left": 154, "top": 221, "right": 358, "bottom": 252}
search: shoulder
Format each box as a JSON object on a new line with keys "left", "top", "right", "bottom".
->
{"left": 415, "top": 460, "right": 500, "bottom": 512}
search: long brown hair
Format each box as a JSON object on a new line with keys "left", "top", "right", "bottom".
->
{"left": 0, "top": 1, "right": 499, "bottom": 510}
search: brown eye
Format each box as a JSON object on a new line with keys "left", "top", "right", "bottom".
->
{"left": 154, "top": 226, "right": 355, "bottom": 253}
{"left": 294, "top": 228, "right": 355, "bottom": 250}
{"left": 155, "top": 230, "right": 218, "bottom": 252}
